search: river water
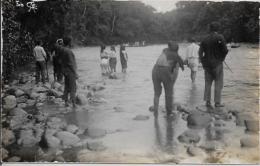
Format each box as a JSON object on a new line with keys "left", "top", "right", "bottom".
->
{"left": 62, "top": 44, "right": 259, "bottom": 163}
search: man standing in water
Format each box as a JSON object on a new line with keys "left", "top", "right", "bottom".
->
{"left": 152, "top": 41, "right": 184, "bottom": 117}
{"left": 55, "top": 37, "right": 78, "bottom": 108}
{"left": 33, "top": 40, "right": 47, "bottom": 85}
{"left": 185, "top": 38, "right": 200, "bottom": 83}
{"left": 199, "top": 22, "right": 228, "bottom": 108}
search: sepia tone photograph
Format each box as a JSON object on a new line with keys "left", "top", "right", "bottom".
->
{"left": 1, "top": 0, "right": 259, "bottom": 164}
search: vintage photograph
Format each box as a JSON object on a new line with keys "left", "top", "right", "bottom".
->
{"left": 1, "top": 0, "right": 259, "bottom": 164}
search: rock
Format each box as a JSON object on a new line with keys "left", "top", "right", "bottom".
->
{"left": 17, "top": 95, "right": 29, "bottom": 103}
{"left": 9, "top": 107, "right": 27, "bottom": 117}
{"left": 30, "top": 92, "right": 40, "bottom": 99}
{"left": 47, "top": 89, "right": 63, "bottom": 98}
{"left": 32, "top": 86, "right": 48, "bottom": 93}
{"left": 187, "top": 146, "right": 204, "bottom": 156}
{"left": 56, "top": 131, "right": 80, "bottom": 147}
{"left": 2, "top": 148, "right": 9, "bottom": 160}
{"left": 7, "top": 156, "right": 21, "bottom": 162}
{"left": 66, "top": 124, "right": 79, "bottom": 134}
{"left": 76, "top": 93, "right": 88, "bottom": 105}
{"left": 14, "top": 146, "right": 39, "bottom": 161}
{"left": 2, "top": 128, "right": 16, "bottom": 146}
{"left": 45, "top": 129, "right": 57, "bottom": 136}
{"left": 178, "top": 130, "right": 201, "bottom": 144}
{"left": 54, "top": 155, "right": 65, "bottom": 162}
{"left": 26, "top": 99, "right": 36, "bottom": 106}
{"left": 87, "top": 142, "right": 106, "bottom": 151}
{"left": 240, "top": 136, "right": 259, "bottom": 148}
{"left": 58, "top": 85, "right": 64, "bottom": 92}
{"left": 86, "top": 91, "right": 94, "bottom": 98}
{"left": 235, "top": 113, "right": 253, "bottom": 126}
{"left": 17, "top": 103, "right": 27, "bottom": 108}
{"left": 109, "top": 73, "right": 118, "bottom": 79}
{"left": 5, "top": 88, "right": 17, "bottom": 96}
{"left": 86, "top": 128, "right": 107, "bottom": 139}
{"left": 35, "top": 113, "right": 48, "bottom": 123}
{"left": 43, "top": 82, "right": 51, "bottom": 89}
{"left": 200, "top": 141, "right": 224, "bottom": 151}
{"left": 177, "top": 104, "right": 193, "bottom": 114}
{"left": 52, "top": 82, "right": 62, "bottom": 89}
{"left": 133, "top": 115, "right": 150, "bottom": 121}
{"left": 37, "top": 93, "right": 47, "bottom": 102}
{"left": 47, "top": 117, "right": 67, "bottom": 130}
{"left": 187, "top": 111, "right": 212, "bottom": 129}
{"left": 15, "top": 89, "right": 25, "bottom": 97}
{"left": 36, "top": 103, "right": 44, "bottom": 107}
{"left": 3, "top": 95, "right": 17, "bottom": 109}
{"left": 18, "top": 129, "right": 39, "bottom": 147}
{"left": 45, "top": 134, "right": 61, "bottom": 148}
{"left": 244, "top": 119, "right": 259, "bottom": 133}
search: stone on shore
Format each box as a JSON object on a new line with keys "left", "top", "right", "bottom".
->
{"left": 30, "top": 92, "right": 40, "bottom": 99}
{"left": 26, "top": 99, "right": 36, "bottom": 106}
{"left": 47, "top": 117, "right": 67, "bottom": 131}
{"left": 66, "top": 124, "right": 79, "bottom": 134}
{"left": 3, "top": 95, "right": 17, "bottom": 110}
{"left": 187, "top": 111, "right": 212, "bottom": 129}
{"left": 240, "top": 136, "right": 259, "bottom": 148}
{"left": 2, "top": 128, "right": 16, "bottom": 146}
{"left": 55, "top": 131, "right": 80, "bottom": 147}
{"left": 18, "top": 129, "right": 39, "bottom": 147}
{"left": 76, "top": 93, "right": 88, "bottom": 105}
{"left": 178, "top": 130, "right": 201, "bottom": 144}
{"left": 32, "top": 86, "right": 48, "bottom": 93}
{"left": 45, "top": 134, "right": 61, "bottom": 148}
{"left": 133, "top": 115, "right": 150, "bottom": 121}
{"left": 87, "top": 142, "right": 106, "bottom": 151}
{"left": 15, "top": 89, "right": 25, "bottom": 97}
{"left": 187, "top": 146, "right": 205, "bottom": 156}
{"left": 86, "top": 128, "right": 107, "bottom": 139}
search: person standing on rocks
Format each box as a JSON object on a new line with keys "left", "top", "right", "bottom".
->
{"left": 152, "top": 41, "right": 184, "bottom": 117}
{"left": 33, "top": 40, "right": 47, "bottom": 85}
{"left": 185, "top": 38, "right": 200, "bottom": 83}
{"left": 55, "top": 37, "right": 78, "bottom": 108}
{"left": 199, "top": 22, "right": 228, "bottom": 108}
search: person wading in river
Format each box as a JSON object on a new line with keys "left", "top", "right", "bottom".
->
{"left": 52, "top": 39, "right": 64, "bottom": 82}
{"left": 152, "top": 41, "right": 184, "bottom": 117}
{"left": 185, "top": 38, "right": 200, "bottom": 83}
{"left": 55, "top": 37, "right": 78, "bottom": 108}
{"left": 33, "top": 40, "right": 47, "bottom": 85}
{"left": 199, "top": 22, "right": 228, "bottom": 108}
{"left": 120, "top": 45, "right": 128, "bottom": 73}
{"left": 109, "top": 45, "right": 117, "bottom": 73}
{"left": 100, "top": 45, "right": 110, "bottom": 75}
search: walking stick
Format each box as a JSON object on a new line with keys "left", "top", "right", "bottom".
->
{"left": 223, "top": 61, "right": 233, "bottom": 73}
{"left": 45, "top": 58, "right": 49, "bottom": 82}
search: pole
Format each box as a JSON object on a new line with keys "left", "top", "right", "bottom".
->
{"left": 223, "top": 61, "right": 233, "bottom": 73}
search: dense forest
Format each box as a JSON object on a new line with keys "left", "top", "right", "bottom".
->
{"left": 2, "top": 0, "right": 260, "bottom": 80}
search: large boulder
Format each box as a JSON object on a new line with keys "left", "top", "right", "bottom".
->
{"left": 47, "top": 117, "right": 67, "bottom": 131}
{"left": 55, "top": 131, "right": 80, "bottom": 147}
{"left": 45, "top": 134, "right": 61, "bottom": 148}
{"left": 240, "top": 136, "right": 259, "bottom": 148}
{"left": 178, "top": 130, "right": 201, "bottom": 144}
{"left": 86, "top": 128, "right": 107, "bottom": 139}
{"left": 76, "top": 93, "right": 88, "bottom": 105}
{"left": 15, "top": 89, "right": 25, "bottom": 97}
{"left": 9, "top": 108, "right": 28, "bottom": 130}
{"left": 2, "top": 128, "right": 16, "bottom": 146}
{"left": 30, "top": 92, "right": 40, "bottom": 99}
{"left": 3, "top": 95, "right": 17, "bottom": 109}
{"left": 187, "top": 146, "right": 204, "bottom": 156}
{"left": 18, "top": 129, "right": 39, "bottom": 147}
{"left": 187, "top": 111, "right": 212, "bottom": 129}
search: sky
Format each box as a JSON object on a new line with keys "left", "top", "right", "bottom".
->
{"left": 140, "top": 0, "right": 177, "bottom": 13}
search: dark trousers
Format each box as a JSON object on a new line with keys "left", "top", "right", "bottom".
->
{"left": 64, "top": 72, "right": 77, "bottom": 104}
{"left": 53, "top": 59, "right": 63, "bottom": 82}
{"left": 204, "top": 63, "right": 223, "bottom": 103}
{"left": 152, "top": 65, "right": 179, "bottom": 114}
{"left": 36, "top": 61, "right": 46, "bottom": 84}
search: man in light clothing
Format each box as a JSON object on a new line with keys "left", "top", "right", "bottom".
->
{"left": 33, "top": 40, "right": 47, "bottom": 84}
{"left": 185, "top": 38, "right": 200, "bottom": 83}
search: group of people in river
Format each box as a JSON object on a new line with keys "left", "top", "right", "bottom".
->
{"left": 100, "top": 44, "right": 128, "bottom": 75}
{"left": 32, "top": 21, "right": 228, "bottom": 114}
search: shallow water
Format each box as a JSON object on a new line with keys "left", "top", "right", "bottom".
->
{"left": 61, "top": 44, "right": 259, "bottom": 163}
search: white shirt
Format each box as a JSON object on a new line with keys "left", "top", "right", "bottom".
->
{"left": 185, "top": 43, "right": 199, "bottom": 65}
{"left": 33, "top": 46, "right": 46, "bottom": 61}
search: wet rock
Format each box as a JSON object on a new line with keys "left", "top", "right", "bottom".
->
{"left": 15, "top": 89, "right": 25, "bottom": 97}
{"left": 36, "top": 103, "right": 44, "bottom": 107}
{"left": 235, "top": 113, "right": 253, "bottom": 126}
{"left": 26, "top": 99, "right": 36, "bottom": 106}
{"left": 47, "top": 89, "right": 63, "bottom": 98}
{"left": 66, "top": 124, "right": 79, "bottom": 134}
{"left": 47, "top": 117, "right": 67, "bottom": 131}
{"left": 76, "top": 93, "right": 88, "bottom": 105}
{"left": 2, "top": 148, "right": 9, "bottom": 160}
{"left": 37, "top": 93, "right": 47, "bottom": 102}
{"left": 30, "top": 92, "right": 40, "bottom": 99}
{"left": 45, "top": 129, "right": 57, "bottom": 136}
{"left": 45, "top": 134, "right": 61, "bottom": 148}
{"left": 52, "top": 82, "right": 62, "bottom": 89}
{"left": 187, "top": 146, "right": 204, "bottom": 156}
{"left": 7, "top": 156, "right": 21, "bottom": 162}
{"left": 17, "top": 103, "right": 27, "bottom": 108}
{"left": 3, "top": 95, "right": 17, "bottom": 109}
{"left": 187, "top": 111, "right": 211, "bottom": 129}
{"left": 240, "top": 136, "right": 259, "bottom": 148}
{"left": 17, "top": 95, "right": 29, "bottom": 103}
{"left": 18, "top": 129, "right": 39, "bottom": 147}
{"left": 2, "top": 128, "right": 16, "bottom": 146}
{"left": 56, "top": 131, "right": 80, "bottom": 147}
{"left": 178, "top": 130, "right": 201, "bottom": 144}
{"left": 244, "top": 119, "right": 259, "bottom": 133}
{"left": 9, "top": 108, "right": 28, "bottom": 130}
{"left": 86, "top": 128, "right": 107, "bottom": 139}
{"left": 87, "top": 142, "right": 106, "bottom": 151}
{"left": 133, "top": 115, "right": 150, "bottom": 121}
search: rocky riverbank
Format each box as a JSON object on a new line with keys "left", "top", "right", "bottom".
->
{"left": 1, "top": 71, "right": 259, "bottom": 163}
